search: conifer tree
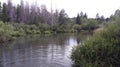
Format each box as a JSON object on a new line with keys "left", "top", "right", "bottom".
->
{"left": 2, "top": 3, "right": 8, "bottom": 22}
{"left": 76, "top": 13, "right": 81, "bottom": 24}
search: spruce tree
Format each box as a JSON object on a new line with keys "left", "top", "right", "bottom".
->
{"left": 0, "top": 2, "right": 2, "bottom": 20}
{"left": 84, "top": 13, "right": 87, "bottom": 19}
{"left": 2, "top": 3, "right": 8, "bottom": 22}
{"left": 58, "top": 9, "right": 68, "bottom": 25}
{"left": 76, "top": 13, "right": 81, "bottom": 24}
{"left": 16, "top": 5, "right": 21, "bottom": 23}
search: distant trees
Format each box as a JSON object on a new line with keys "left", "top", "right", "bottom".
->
{"left": 0, "top": 2, "right": 2, "bottom": 20}
{"left": 76, "top": 13, "right": 81, "bottom": 24}
{"left": 2, "top": 3, "right": 8, "bottom": 22}
{"left": 74, "top": 12, "right": 99, "bottom": 31}
{"left": 84, "top": 13, "right": 87, "bottom": 19}
{"left": 96, "top": 13, "right": 105, "bottom": 23}
{"left": 75, "top": 12, "right": 88, "bottom": 25}
{"left": 40, "top": 5, "right": 50, "bottom": 24}
{"left": 19, "top": 0, "right": 25, "bottom": 23}
{"left": 16, "top": 5, "right": 21, "bottom": 23}
{"left": 0, "top": 0, "right": 110, "bottom": 33}
{"left": 0, "top": 0, "right": 75, "bottom": 33}
{"left": 7, "top": 0, "right": 14, "bottom": 22}
{"left": 58, "top": 9, "right": 68, "bottom": 25}
{"left": 0, "top": 0, "right": 70, "bottom": 27}
{"left": 114, "top": 9, "right": 120, "bottom": 17}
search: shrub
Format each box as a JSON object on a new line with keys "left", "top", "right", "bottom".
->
{"left": 0, "top": 21, "right": 41, "bottom": 43}
{"left": 44, "top": 30, "right": 51, "bottom": 34}
{"left": 71, "top": 21, "right": 120, "bottom": 67}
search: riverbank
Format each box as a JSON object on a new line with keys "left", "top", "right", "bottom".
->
{"left": 0, "top": 21, "right": 75, "bottom": 43}
{"left": 71, "top": 19, "right": 120, "bottom": 67}
{"left": 0, "top": 21, "right": 41, "bottom": 43}
{"left": 0, "top": 20, "right": 98, "bottom": 43}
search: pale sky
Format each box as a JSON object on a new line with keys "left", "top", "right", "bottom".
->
{"left": 1, "top": 0, "right": 120, "bottom": 18}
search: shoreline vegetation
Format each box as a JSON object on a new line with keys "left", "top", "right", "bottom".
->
{"left": 0, "top": 21, "right": 97, "bottom": 43}
{"left": 71, "top": 13, "right": 120, "bottom": 67}
{"left": 0, "top": 0, "right": 106, "bottom": 43}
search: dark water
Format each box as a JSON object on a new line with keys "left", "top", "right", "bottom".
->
{"left": 0, "top": 33, "right": 90, "bottom": 67}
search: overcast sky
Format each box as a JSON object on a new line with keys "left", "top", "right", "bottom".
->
{"left": 1, "top": 0, "right": 120, "bottom": 18}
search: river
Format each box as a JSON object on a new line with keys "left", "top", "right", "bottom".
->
{"left": 0, "top": 33, "right": 90, "bottom": 67}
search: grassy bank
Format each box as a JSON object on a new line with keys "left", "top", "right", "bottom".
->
{"left": 0, "top": 21, "right": 75, "bottom": 43}
{"left": 71, "top": 20, "right": 120, "bottom": 67}
{"left": 0, "top": 21, "right": 41, "bottom": 43}
{"left": 0, "top": 19, "right": 99, "bottom": 43}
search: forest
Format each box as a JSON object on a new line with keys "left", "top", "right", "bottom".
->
{"left": 0, "top": 0, "right": 109, "bottom": 42}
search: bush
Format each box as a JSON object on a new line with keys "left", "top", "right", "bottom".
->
{"left": 73, "top": 24, "right": 81, "bottom": 32}
{"left": 0, "top": 21, "right": 15, "bottom": 42}
{"left": 71, "top": 21, "right": 120, "bottom": 67}
{"left": 44, "top": 30, "right": 51, "bottom": 34}
{"left": 38, "top": 23, "right": 50, "bottom": 32}
{"left": 81, "top": 19, "right": 99, "bottom": 30}
{"left": 0, "top": 21, "right": 41, "bottom": 43}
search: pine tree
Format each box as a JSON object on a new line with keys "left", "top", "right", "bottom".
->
{"left": 0, "top": 2, "right": 2, "bottom": 20}
{"left": 2, "top": 3, "right": 8, "bottom": 22}
{"left": 24, "top": 2, "right": 30, "bottom": 23}
{"left": 76, "top": 13, "right": 81, "bottom": 24}
{"left": 84, "top": 13, "right": 87, "bottom": 19}
{"left": 96, "top": 13, "right": 100, "bottom": 20}
{"left": 58, "top": 9, "right": 68, "bottom": 25}
{"left": 16, "top": 5, "right": 21, "bottom": 23}
{"left": 80, "top": 12, "right": 83, "bottom": 18}
{"left": 7, "top": 0, "right": 14, "bottom": 22}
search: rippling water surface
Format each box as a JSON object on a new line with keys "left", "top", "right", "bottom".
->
{"left": 0, "top": 34, "right": 90, "bottom": 67}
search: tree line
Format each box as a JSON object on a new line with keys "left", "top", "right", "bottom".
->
{"left": 0, "top": 0, "right": 69, "bottom": 26}
{"left": 0, "top": 0, "right": 112, "bottom": 35}
{"left": 0, "top": 0, "right": 116, "bottom": 43}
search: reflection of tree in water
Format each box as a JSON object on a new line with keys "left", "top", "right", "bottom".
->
{"left": 76, "top": 32, "right": 92, "bottom": 44}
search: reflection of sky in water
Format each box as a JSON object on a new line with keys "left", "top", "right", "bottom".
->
{"left": 65, "top": 36, "right": 78, "bottom": 57}
{"left": 0, "top": 34, "right": 88, "bottom": 67}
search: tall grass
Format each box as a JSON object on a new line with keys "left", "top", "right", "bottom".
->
{"left": 71, "top": 21, "right": 120, "bottom": 67}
